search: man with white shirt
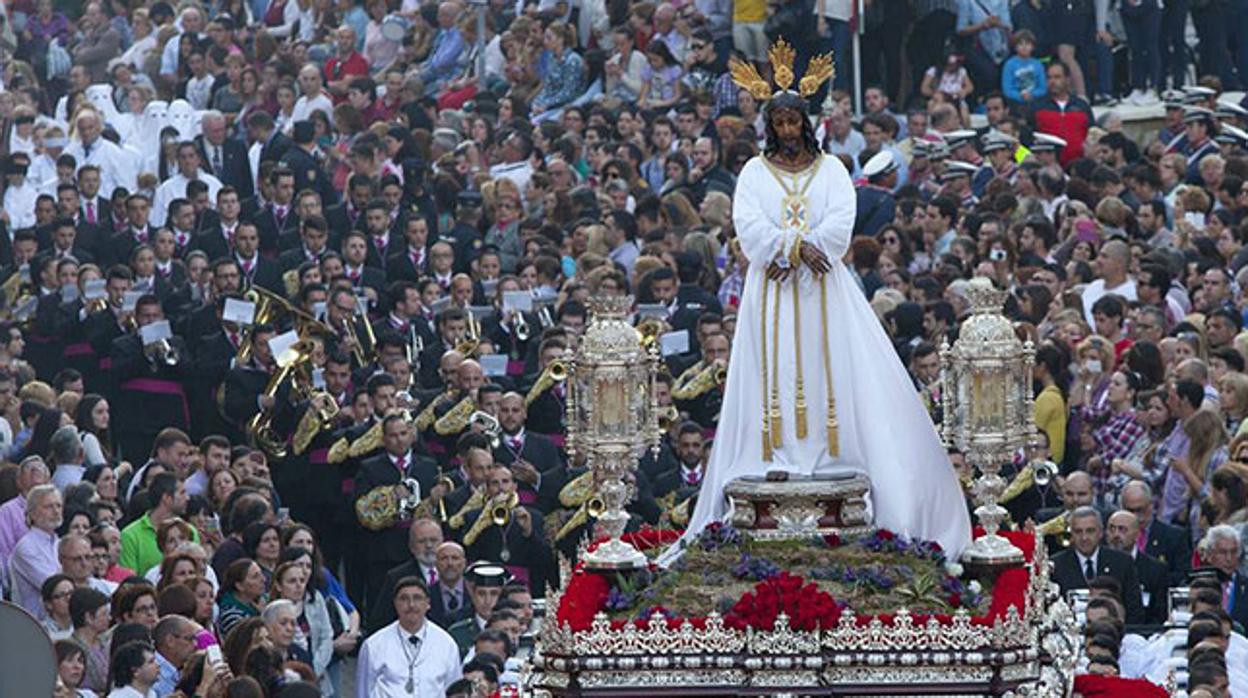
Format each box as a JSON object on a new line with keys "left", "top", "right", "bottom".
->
{"left": 0, "top": 457, "right": 50, "bottom": 568}
{"left": 358, "top": 577, "right": 462, "bottom": 697}
{"left": 291, "top": 65, "right": 335, "bottom": 129}
{"left": 152, "top": 143, "right": 222, "bottom": 228}
{"left": 108, "top": 640, "right": 161, "bottom": 698}
{"left": 2, "top": 153, "right": 39, "bottom": 230}
{"left": 49, "top": 426, "right": 87, "bottom": 492}
{"left": 488, "top": 132, "right": 534, "bottom": 202}
{"left": 158, "top": 7, "right": 206, "bottom": 92}
{"left": 66, "top": 112, "right": 139, "bottom": 202}
{"left": 1081, "top": 239, "right": 1137, "bottom": 323}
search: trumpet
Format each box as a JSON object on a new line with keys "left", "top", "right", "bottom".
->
{"left": 454, "top": 336, "right": 481, "bottom": 358}
{"left": 153, "top": 339, "right": 179, "bottom": 366}
{"left": 658, "top": 405, "right": 679, "bottom": 431}
{"left": 513, "top": 311, "right": 532, "bottom": 342}
{"left": 310, "top": 390, "right": 340, "bottom": 425}
{"left": 490, "top": 491, "right": 518, "bottom": 527}
{"left": 636, "top": 317, "right": 665, "bottom": 350}
{"left": 524, "top": 360, "right": 568, "bottom": 407}
{"left": 462, "top": 490, "right": 519, "bottom": 549}
{"left": 469, "top": 410, "right": 502, "bottom": 449}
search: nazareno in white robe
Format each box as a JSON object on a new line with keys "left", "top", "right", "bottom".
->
{"left": 664, "top": 153, "right": 972, "bottom": 561}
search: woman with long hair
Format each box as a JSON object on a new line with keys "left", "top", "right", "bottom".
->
{"left": 1118, "top": 389, "right": 1174, "bottom": 493}
{"left": 1210, "top": 463, "right": 1248, "bottom": 525}
{"left": 20, "top": 406, "right": 66, "bottom": 461}
{"left": 75, "top": 394, "right": 115, "bottom": 466}
{"left": 1163, "top": 408, "right": 1229, "bottom": 542}
{"left": 1033, "top": 342, "right": 1070, "bottom": 465}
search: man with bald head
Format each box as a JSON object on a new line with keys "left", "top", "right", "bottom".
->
{"left": 367, "top": 518, "right": 449, "bottom": 633}
{"left": 1051, "top": 505, "right": 1145, "bottom": 624}
{"left": 65, "top": 111, "right": 138, "bottom": 198}
{"left": 292, "top": 65, "right": 334, "bottom": 126}
{"left": 326, "top": 25, "right": 370, "bottom": 97}
{"left": 1106, "top": 510, "right": 1169, "bottom": 624}
{"left": 1121, "top": 480, "right": 1191, "bottom": 585}
{"left": 1082, "top": 239, "right": 1137, "bottom": 324}
{"left": 428, "top": 542, "right": 470, "bottom": 629}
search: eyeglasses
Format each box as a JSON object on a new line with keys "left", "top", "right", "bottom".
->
{"left": 691, "top": 43, "right": 708, "bottom": 51}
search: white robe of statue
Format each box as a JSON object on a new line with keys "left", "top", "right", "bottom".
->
{"left": 669, "top": 153, "right": 972, "bottom": 559}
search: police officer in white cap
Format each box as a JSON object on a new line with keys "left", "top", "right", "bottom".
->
{"left": 1182, "top": 107, "right": 1220, "bottom": 185}
{"left": 973, "top": 132, "right": 1018, "bottom": 198}
{"left": 944, "top": 129, "right": 983, "bottom": 166}
{"left": 940, "top": 161, "right": 980, "bottom": 209}
{"left": 854, "top": 150, "right": 898, "bottom": 238}
{"left": 1029, "top": 133, "right": 1067, "bottom": 168}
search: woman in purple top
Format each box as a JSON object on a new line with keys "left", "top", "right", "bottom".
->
{"left": 25, "top": 0, "right": 71, "bottom": 48}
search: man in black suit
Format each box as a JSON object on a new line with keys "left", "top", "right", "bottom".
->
{"left": 1106, "top": 509, "right": 1170, "bottom": 626}
{"left": 77, "top": 165, "right": 114, "bottom": 235}
{"left": 493, "top": 392, "right": 562, "bottom": 506}
{"left": 1121, "top": 480, "right": 1191, "bottom": 587}
{"left": 198, "top": 111, "right": 254, "bottom": 200}
{"left": 367, "top": 520, "right": 454, "bottom": 634}
{"left": 191, "top": 186, "right": 243, "bottom": 262}
{"left": 385, "top": 214, "right": 432, "bottom": 283}
{"left": 353, "top": 414, "right": 443, "bottom": 604}
{"left": 248, "top": 167, "right": 299, "bottom": 256}
{"left": 104, "top": 193, "right": 156, "bottom": 268}
{"left": 371, "top": 538, "right": 472, "bottom": 634}
{"left": 278, "top": 215, "right": 331, "bottom": 273}
{"left": 1051, "top": 506, "right": 1145, "bottom": 625}
{"left": 233, "top": 223, "right": 283, "bottom": 294}
{"left": 1199, "top": 524, "right": 1248, "bottom": 631}
{"left": 246, "top": 110, "right": 292, "bottom": 167}
{"left": 654, "top": 421, "right": 708, "bottom": 499}
{"left": 341, "top": 230, "right": 387, "bottom": 302}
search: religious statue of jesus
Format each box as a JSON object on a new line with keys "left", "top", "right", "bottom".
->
{"left": 675, "top": 40, "right": 972, "bottom": 558}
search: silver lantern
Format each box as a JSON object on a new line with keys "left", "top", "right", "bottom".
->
{"left": 941, "top": 277, "right": 1032, "bottom": 569}
{"left": 566, "top": 296, "right": 661, "bottom": 570}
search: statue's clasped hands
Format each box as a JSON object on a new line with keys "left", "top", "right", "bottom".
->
{"left": 766, "top": 241, "right": 831, "bottom": 282}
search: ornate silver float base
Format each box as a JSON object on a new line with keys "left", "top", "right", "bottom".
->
{"left": 724, "top": 472, "right": 874, "bottom": 541}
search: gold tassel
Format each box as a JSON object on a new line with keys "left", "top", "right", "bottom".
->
{"left": 820, "top": 276, "right": 839, "bottom": 458}
{"left": 760, "top": 277, "right": 773, "bottom": 461}
{"left": 770, "top": 272, "right": 782, "bottom": 448}
{"left": 792, "top": 272, "right": 807, "bottom": 439}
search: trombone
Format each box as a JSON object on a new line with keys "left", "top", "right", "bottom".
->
{"left": 524, "top": 360, "right": 568, "bottom": 407}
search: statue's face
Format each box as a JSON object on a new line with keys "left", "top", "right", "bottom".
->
{"left": 768, "top": 106, "right": 807, "bottom": 156}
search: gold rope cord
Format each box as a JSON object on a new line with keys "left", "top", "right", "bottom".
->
{"left": 792, "top": 276, "right": 807, "bottom": 439}
{"left": 770, "top": 271, "right": 782, "bottom": 449}
{"left": 820, "top": 275, "right": 839, "bottom": 457}
{"left": 760, "top": 277, "right": 772, "bottom": 461}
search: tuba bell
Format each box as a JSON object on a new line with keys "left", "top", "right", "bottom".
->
{"left": 657, "top": 405, "right": 679, "bottom": 431}
{"left": 469, "top": 410, "right": 502, "bottom": 449}
{"left": 355, "top": 478, "right": 422, "bottom": 531}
